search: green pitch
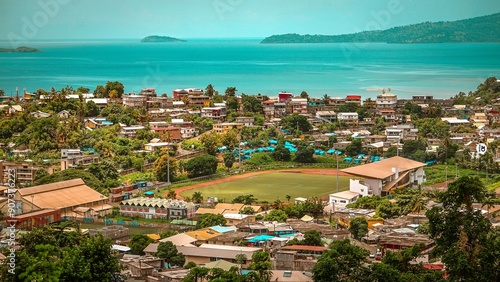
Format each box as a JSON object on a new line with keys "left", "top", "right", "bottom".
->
{"left": 180, "top": 172, "right": 351, "bottom": 203}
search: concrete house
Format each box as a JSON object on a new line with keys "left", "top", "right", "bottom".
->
{"left": 341, "top": 156, "right": 426, "bottom": 197}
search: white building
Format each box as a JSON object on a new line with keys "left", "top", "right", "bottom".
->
{"left": 341, "top": 156, "right": 426, "bottom": 197}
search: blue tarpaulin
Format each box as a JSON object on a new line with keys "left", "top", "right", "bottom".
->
{"left": 247, "top": 235, "right": 275, "bottom": 243}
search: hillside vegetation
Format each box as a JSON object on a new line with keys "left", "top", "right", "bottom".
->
{"left": 261, "top": 13, "right": 500, "bottom": 44}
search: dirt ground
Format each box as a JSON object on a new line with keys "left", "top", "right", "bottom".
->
{"left": 171, "top": 168, "right": 349, "bottom": 199}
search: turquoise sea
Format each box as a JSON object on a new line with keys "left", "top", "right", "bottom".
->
{"left": 0, "top": 39, "right": 499, "bottom": 99}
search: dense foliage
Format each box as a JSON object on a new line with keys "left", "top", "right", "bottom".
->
{"left": 0, "top": 223, "right": 122, "bottom": 281}
{"left": 262, "top": 13, "right": 500, "bottom": 43}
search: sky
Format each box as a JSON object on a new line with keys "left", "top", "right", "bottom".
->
{"left": 1, "top": 0, "right": 499, "bottom": 40}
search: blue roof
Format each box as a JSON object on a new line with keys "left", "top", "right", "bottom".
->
{"left": 209, "top": 226, "right": 237, "bottom": 233}
{"left": 144, "top": 191, "right": 154, "bottom": 195}
{"left": 247, "top": 234, "right": 275, "bottom": 243}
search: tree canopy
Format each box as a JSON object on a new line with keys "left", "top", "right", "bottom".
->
{"left": 184, "top": 154, "right": 218, "bottom": 178}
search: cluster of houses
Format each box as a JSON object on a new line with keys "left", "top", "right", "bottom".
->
{"left": 1, "top": 155, "right": 499, "bottom": 281}
{"left": 2, "top": 87, "right": 500, "bottom": 182}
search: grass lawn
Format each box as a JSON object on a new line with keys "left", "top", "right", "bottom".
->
{"left": 179, "top": 172, "right": 351, "bottom": 203}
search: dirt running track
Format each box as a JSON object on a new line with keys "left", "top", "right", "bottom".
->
{"left": 171, "top": 168, "right": 349, "bottom": 199}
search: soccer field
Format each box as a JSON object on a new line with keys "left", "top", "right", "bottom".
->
{"left": 179, "top": 172, "right": 351, "bottom": 203}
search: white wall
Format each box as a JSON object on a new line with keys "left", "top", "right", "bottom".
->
{"left": 349, "top": 179, "right": 370, "bottom": 196}
{"left": 364, "top": 179, "right": 382, "bottom": 196}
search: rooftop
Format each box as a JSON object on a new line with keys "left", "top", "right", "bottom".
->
{"left": 341, "top": 156, "right": 425, "bottom": 179}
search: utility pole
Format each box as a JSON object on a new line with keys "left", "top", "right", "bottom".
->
{"left": 167, "top": 149, "right": 170, "bottom": 185}
{"left": 336, "top": 152, "right": 339, "bottom": 193}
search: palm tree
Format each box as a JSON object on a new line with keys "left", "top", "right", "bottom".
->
{"left": 192, "top": 192, "right": 203, "bottom": 204}
{"left": 323, "top": 94, "right": 330, "bottom": 105}
{"left": 205, "top": 84, "right": 215, "bottom": 97}
{"left": 482, "top": 194, "right": 497, "bottom": 218}
{"left": 167, "top": 189, "right": 176, "bottom": 199}
{"left": 235, "top": 254, "right": 247, "bottom": 274}
{"left": 285, "top": 194, "right": 291, "bottom": 203}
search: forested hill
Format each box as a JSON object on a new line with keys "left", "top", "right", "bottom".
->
{"left": 141, "top": 35, "right": 186, "bottom": 42}
{"left": 261, "top": 12, "right": 500, "bottom": 44}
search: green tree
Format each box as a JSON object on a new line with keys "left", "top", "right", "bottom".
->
{"left": 224, "top": 87, "right": 237, "bottom": 98}
{"left": 196, "top": 214, "right": 227, "bottom": 229}
{"left": 349, "top": 217, "right": 368, "bottom": 240}
{"left": 345, "top": 138, "right": 363, "bottom": 157}
{"left": 280, "top": 114, "right": 312, "bottom": 133}
{"left": 232, "top": 194, "right": 258, "bottom": 205}
{"left": 226, "top": 96, "right": 239, "bottom": 112}
{"left": 167, "top": 189, "right": 177, "bottom": 199}
{"left": 272, "top": 144, "right": 291, "bottom": 161}
{"left": 160, "top": 230, "right": 178, "bottom": 239}
{"left": 241, "top": 95, "right": 263, "bottom": 113}
{"left": 36, "top": 169, "right": 104, "bottom": 192}
{"left": 76, "top": 86, "right": 90, "bottom": 94}
{"left": 402, "top": 139, "right": 427, "bottom": 160}
{"left": 18, "top": 244, "right": 63, "bottom": 282}
{"left": 312, "top": 239, "right": 369, "bottom": 282}
{"left": 93, "top": 85, "right": 106, "bottom": 97}
{"left": 426, "top": 176, "right": 497, "bottom": 281}
{"left": 129, "top": 234, "right": 154, "bottom": 255}
{"left": 200, "top": 132, "right": 222, "bottom": 155}
{"left": 263, "top": 209, "right": 287, "bottom": 222}
{"left": 300, "top": 91, "right": 309, "bottom": 99}
{"left": 303, "top": 230, "right": 322, "bottom": 246}
{"left": 183, "top": 266, "right": 210, "bottom": 282}
{"left": 223, "top": 152, "right": 235, "bottom": 170}
{"left": 375, "top": 200, "right": 400, "bottom": 219}
{"left": 221, "top": 130, "right": 239, "bottom": 149}
{"left": 240, "top": 206, "right": 255, "bottom": 215}
{"left": 154, "top": 154, "right": 178, "bottom": 182}
{"left": 34, "top": 168, "right": 49, "bottom": 181}
{"left": 192, "top": 191, "right": 203, "bottom": 204}
{"left": 156, "top": 241, "right": 186, "bottom": 268}
{"left": 250, "top": 251, "right": 273, "bottom": 282}
{"left": 105, "top": 81, "right": 124, "bottom": 98}
{"left": 184, "top": 154, "right": 218, "bottom": 178}
{"left": 205, "top": 84, "right": 215, "bottom": 97}
{"left": 294, "top": 146, "right": 315, "bottom": 163}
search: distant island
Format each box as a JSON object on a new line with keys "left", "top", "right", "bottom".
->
{"left": 261, "top": 12, "right": 500, "bottom": 44}
{"left": 0, "top": 46, "right": 41, "bottom": 52}
{"left": 141, "top": 35, "right": 186, "bottom": 43}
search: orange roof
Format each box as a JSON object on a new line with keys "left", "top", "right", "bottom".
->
{"left": 195, "top": 208, "right": 226, "bottom": 215}
{"left": 185, "top": 228, "right": 221, "bottom": 240}
{"left": 18, "top": 179, "right": 106, "bottom": 209}
{"left": 214, "top": 203, "right": 244, "bottom": 211}
{"left": 341, "top": 156, "right": 425, "bottom": 179}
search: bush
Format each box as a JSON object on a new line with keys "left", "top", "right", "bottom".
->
{"left": 246, "top": 153, "right": 274, "bottom": 166}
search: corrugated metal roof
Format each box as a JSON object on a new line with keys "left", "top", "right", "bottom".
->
{"left": 19, "top": 179, "right": 106, "bottom": 209}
